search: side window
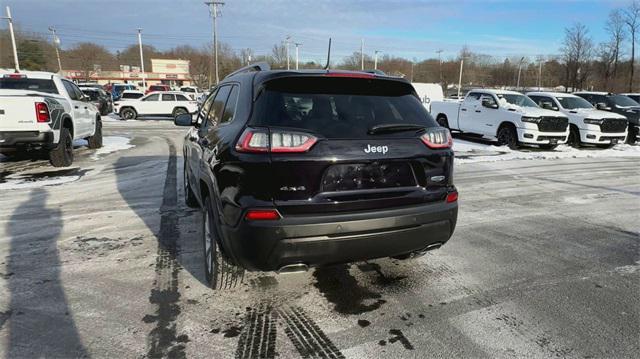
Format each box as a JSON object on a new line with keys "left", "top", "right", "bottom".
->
{"left": 580, "top": 94, "right": 594, "bottom": 104}
{"left": 220, "top": 85, "right": 239, "bottom": 124}
{"left": 466, "top": 92, "right": 481, "bottom": 100}
{"left": 62, "top": 81, "right": 79, "bottom": 100}
{"left": 162, "top": 94, "right": 176, "bottom": 101}
{"left": 142, "top": 94, "right": 160, "bottom": 102}
{"left": 206, "top": 86, "right": 231, "bottom": 127}
{"left": 175, "top": 94, "right": 189, "bottom": 101}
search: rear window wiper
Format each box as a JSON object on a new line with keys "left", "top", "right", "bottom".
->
{"left": 368, "top": 123, "right": 426, "bottom": 135}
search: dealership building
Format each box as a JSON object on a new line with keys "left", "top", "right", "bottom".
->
{"left": 62, "top": 58, "right": 192, "bottom": 88}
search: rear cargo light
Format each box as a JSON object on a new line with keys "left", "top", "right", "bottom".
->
{"left": 324, "top": 72, "right": 375, "bottom": 79}
{"left": 3, "top": 73, "right": 26, "bottom": 79}
{"left": 235, "top": 128, "right": 317, "bottom": 153}
{"left": 35, "top": 102, "right": 50, "bottom": 123}
{"left": 245, "top": 209, "right": 281, "bottom": 221}
{"left": 446, "top": 191, "right": 458, "bottom": 203}
{"left": 421, "top": 128, "right": 452, "bottom": 149}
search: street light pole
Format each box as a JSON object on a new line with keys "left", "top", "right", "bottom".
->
{"left": 294, "top": 42, "right": 301, "bottom": 70}
{"left": 205, "top": 1, "right": 224, "bottom": 86}
{"left": 137, "top": 28, "right": 146, "bottom": 89}
{"left": 2, "top": 6, "right": 19, "bottom": 71}
{"left": 516, "top": 56, "right": 525, "bottom": 89}
{"left": 436, "top": 49, "right": 443, "bottom": 84}
{"left": 285, "top": 35, "right": 291, "bottom": 70}
{"left": 537, "top": 56, "right": 543, "bottom": 90}
{"left": 48, "top": 26, "right": 62, "bottom": 73}
{"left": 457, "top": 59, "right": 464, "bottom": 99}
{"left": 374, "top": 50, "right": 381, "bottom": 70}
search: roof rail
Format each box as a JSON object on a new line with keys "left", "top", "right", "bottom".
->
{"left": 225, "top": 62, "right": 270, "bottom": 79}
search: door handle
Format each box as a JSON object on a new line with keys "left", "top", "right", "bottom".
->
{"left": 461, "top": 108, "right": 467, "bottom": 112}
{"left": 84, "top": 107, "right": 88, "bottom": 110}
{"left": 74, "top": 106, "right": 79, "bottom": 109}
{"left": 475, "top": 110, "right": 481, "bottom": 113}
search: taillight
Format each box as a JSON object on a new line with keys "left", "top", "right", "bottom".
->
{"left": 421, "top": 128, "right": 452, "bottom": 149}
{"left": 245, "top": 209, "right": 281, "bottom": 221}
{"left": 235, "top": 128, "right": 317, "bottom": 153}
{"left": 446, "top": 191, "right": 458, "bottom": 203}
{"left": 35, "top": 102, "right": 50, "bottom": 123}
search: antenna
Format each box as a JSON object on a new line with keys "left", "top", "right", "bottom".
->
{"left": 324, "top": 38, "right": 332, "bottom": 70}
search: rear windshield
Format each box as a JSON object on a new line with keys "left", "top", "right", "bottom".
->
{"left": 122, "top": 92, "right": 143, "bottom": 99}
{"left": 0, "top": 78, "right": 58, "bottom": 94}
{"left": 251, "top": 77, "right": 437, "bottom": 138}
{"left": 150, "top": 86, "right": 166, "bottom": 91}
{"left": 81, "top": 90, "right": 99, "bottom": 100}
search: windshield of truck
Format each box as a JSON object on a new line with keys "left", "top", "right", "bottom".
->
{"left": 497, "top": 94, "right": 538, "bottom": 108}
{"left": 252, "top": 76, "right": 438, "bottom": 138}
{"left": 556, "top": 96, "right": 594, "bottom": 109}
{"left": 0, "top": 78, "right": 59, "bottom": 94}
{"left": 609, "top": 94, "right": 640, "bottom": 107}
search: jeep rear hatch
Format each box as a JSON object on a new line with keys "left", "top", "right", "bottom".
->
{"left": 245, "top": 75, "right": 453, "bottom": 214}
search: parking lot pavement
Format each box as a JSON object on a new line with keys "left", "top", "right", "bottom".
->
{"left": 0, "top": 120, "right": 638, "bottom": 358}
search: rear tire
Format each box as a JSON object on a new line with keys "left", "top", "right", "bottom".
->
{"left": 87, "top": 119, "right": 103, "bottom": 149}
{"left": 497, "top": 125, "right": 518, "bottom": 149}
{"left": 172, "top": 107, "right": 188, "bottom": 118}
{"left": 203, "top": 196, "right": 244, "bottom": 290}
{"left": 184, "top": 165, "right": 199, "bottom": 208}
{"left": 120, "top": 107, "right": 137, "bottom": 120}
{"left": 436, "top": 115, "right": 449, "bottom": 129}
{"left": 49, "top": 127, "right": 73, "bottom": 167}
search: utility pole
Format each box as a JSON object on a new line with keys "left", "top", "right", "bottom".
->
{"left": 205, "top": 1, "right": 224, "bottom": 86}
{"left": 137, "top": 28, "right": 146, "bottom": 89}
{"left": 457, "top": 59, "right": 464, "bottom": 99}
{"left": 294, "top": 42, "right": 302, "bottom": 70}
{"left": 285, "top": 35, "right": 291, "bottom": 70}
{"left": 436, "top": 49, "right": 443, "bottom": 84}
{"left": 410, "top": 61, "right": 414, "bottom": 82}
{"left": 360, "top": 39, "right": 364, "bottom": 70}
{"left": 48, "top": 27, "right": 62, "bottom": 73}
{"left": 374, "top": 50, "right": 381, "bottom": 70}
{"left": 1, "top": 6, "right": 19, "bottom": 71}
{"left": 516, "top": 56, "right": 525, "bottom": 89}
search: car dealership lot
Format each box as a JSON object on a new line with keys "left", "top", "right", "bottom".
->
{"left": 0, "top": 120, "right": 638, "bottom": 358}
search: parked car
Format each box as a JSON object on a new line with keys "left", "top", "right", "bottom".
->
{"left": 118, "top": 90, "right": 145, "bottom": 101}
{"left": 0, "top": 70, "right": 102, "bottom": 166}
{"left": 110, "top": 83, "right": 136, "bottom": 101}
{"left": 80, "top": 86, "right": 112, "bottom": 115}
{"left": 430, "top": 89, "right": 569, "bottom": 149}
{"left": 573, "top": 91, "right": 640, "bottom": 144}
{"left": 173, "top": 64, "right": 458, "bottom": 289}
{"left": 145, "top": 84, "right": 171, "bottom": 94}
{"left": 620, "top": 93, "right": 640, "bottom": 103}
{"left": 115, "top": 91, "right": 198, "bottom": 120}
{"left": 179, "top": 86, "right": 202, "bottom": 100}
{"left": 527, "top": 92, "right": 628, "bottom": 148}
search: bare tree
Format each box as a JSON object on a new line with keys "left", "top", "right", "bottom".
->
{"left": 597, "top": 42, "right": 616, "bottom": 90}
{"left": 560, "top": 23, "right": 594, "bottom": 91}
{"left": 625, "top": 1, "right": 640, "bottom": 91}
{"left": 271, "top": 43, "right": 286, "bottom": 68}
{"left": 606, "top": 9, "right": 627, "bottom": 78}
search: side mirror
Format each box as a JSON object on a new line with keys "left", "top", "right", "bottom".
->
{"left": 174, "top": 113, "right": 194, "bottom": 126}
{"left": 482, "top": 99, "right": 498, "bottom": 109}
{"left": 596, "top": 102, "right": 609, "bottom": 111}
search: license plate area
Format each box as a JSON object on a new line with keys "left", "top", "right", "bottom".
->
{"left": 321, "top": 162, "right": 416, "bottom": 192}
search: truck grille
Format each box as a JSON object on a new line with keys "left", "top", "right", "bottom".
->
{"left": 600, "top": 118, "right": 627, "bottom": 133}
{"left": 538, "top": 117, "right": 568, "bottom": 132}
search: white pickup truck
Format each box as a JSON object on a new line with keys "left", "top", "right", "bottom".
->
{"left": 0, "top": 70, "right": 102, "bottom": 166}
{"left": 526, "top": 92, "right": 628, "bottom": 148}
{"left": 430, "top": 89, "right": 570, "bottom": 149}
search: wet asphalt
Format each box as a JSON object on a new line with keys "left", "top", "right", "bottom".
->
{"left": 0, "top": 120, "right": 638, "bottom": 358}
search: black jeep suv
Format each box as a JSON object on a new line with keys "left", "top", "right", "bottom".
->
{"left": 174, "top": 63, "right": 458, "bottom": 289}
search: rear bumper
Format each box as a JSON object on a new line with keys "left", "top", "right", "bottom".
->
{"left": 0, "top": 131, "right": 54, "bottom": 148}
{"left": 221, "top": 200, "right": 458, "bottom": 271}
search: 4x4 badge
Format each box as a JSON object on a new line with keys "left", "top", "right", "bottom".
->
{"left": 364, "top": 144, "right": 388, "bottom": 154}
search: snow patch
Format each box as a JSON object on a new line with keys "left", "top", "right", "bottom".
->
{"left": 0, "top": 168, "right": 86, "bottom": 190}
{"left": 91, "top": 136, "right": 134, "bottom": 159}
{"left": 454, "top": 139, "right": 640, "bottom": 164}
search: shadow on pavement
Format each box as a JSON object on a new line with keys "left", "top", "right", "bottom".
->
{"left": 6, "top": 188, "right": 88, "bottom": 358}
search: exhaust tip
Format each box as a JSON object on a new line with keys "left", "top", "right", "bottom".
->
{"left": 277, "top": 263, "right": 309, "bottom": 274}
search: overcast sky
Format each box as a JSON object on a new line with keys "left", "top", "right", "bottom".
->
{"left": 0, "top": 0, "right": 628, "bottom": 62}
